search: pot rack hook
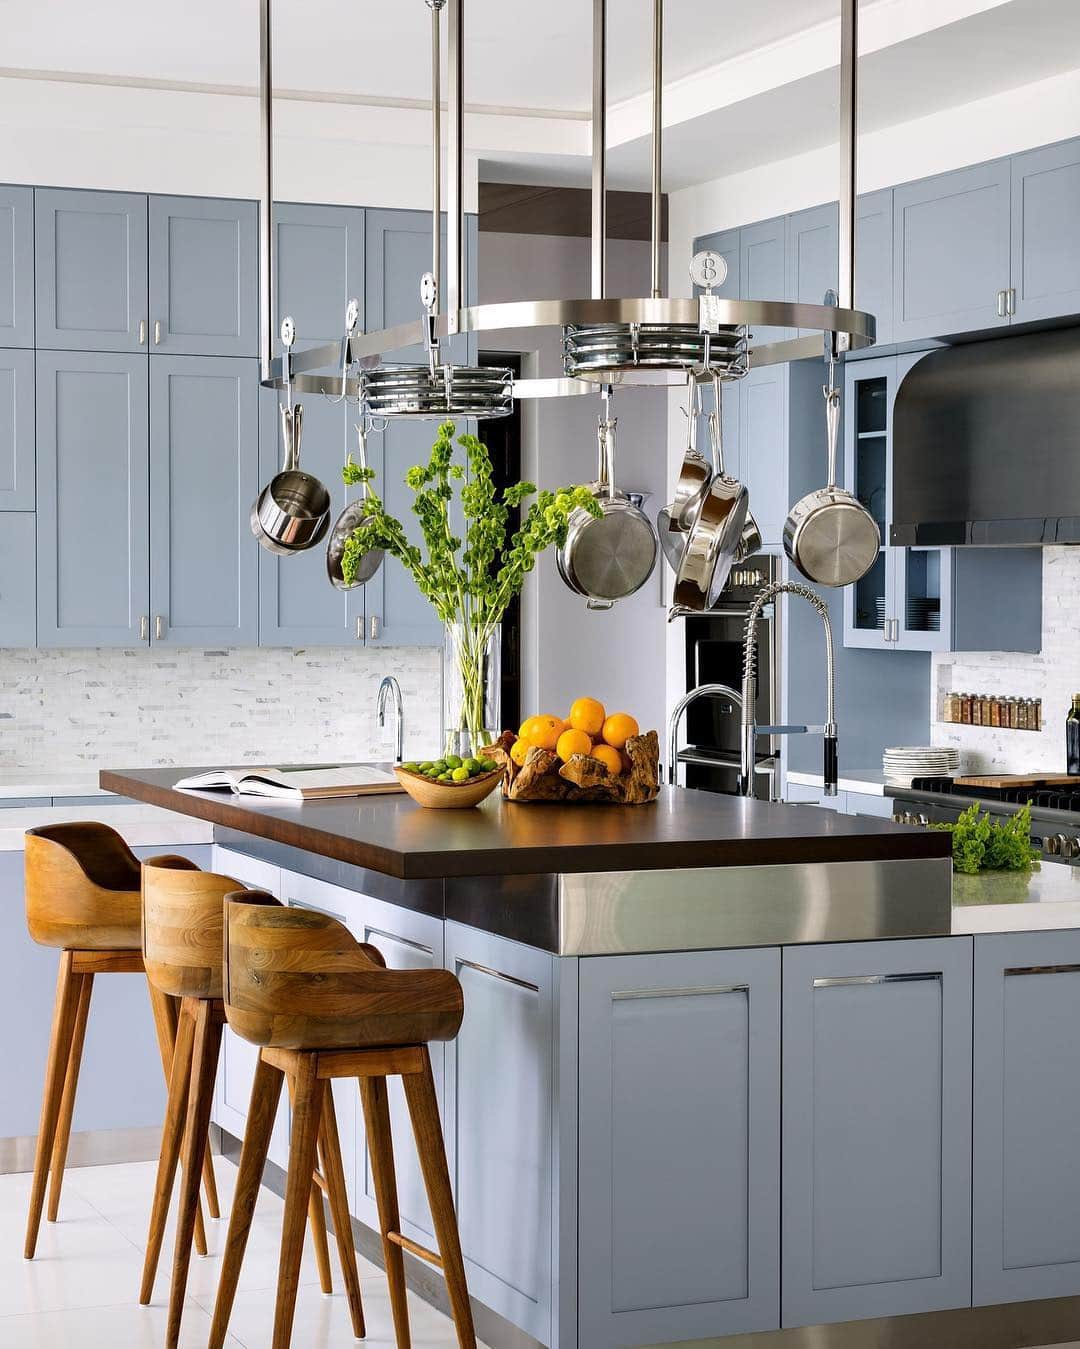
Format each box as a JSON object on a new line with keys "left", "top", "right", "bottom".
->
{"left": 328, "top": 298, "right": 360, "bottom": 404}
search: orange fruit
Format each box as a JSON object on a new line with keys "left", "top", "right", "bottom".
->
{"left": 591, "top": 744, "right": 624, "bottom": 776}
{"left": 518, "top": 714, "right": 562, "bottom": 751}
{"left": 601, "top": 712, "right": 639, "bottom": 749}
{"left": 569, "top": 697, "right": 606, "bottom": 737}
{"left": 556, "top": 728, "right": 593, "bottom": 762}
{"left": 510, "top": 738, "right": 531, "bottom": 767}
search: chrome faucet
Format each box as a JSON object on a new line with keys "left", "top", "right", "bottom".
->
{"left": 376, "top": 675, "right": 404, "bottom": 763}
{"left": 667, "top": 684, "right": 744, "bottom": 786}
{"left": 741, "top": 581, "right": 837, "bottom": 797}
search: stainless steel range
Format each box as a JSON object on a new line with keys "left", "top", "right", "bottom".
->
{"left": 892, "top": 777, "right": 1080, "bottom": 865}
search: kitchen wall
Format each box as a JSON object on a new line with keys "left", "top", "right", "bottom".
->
{"left": 931, "top": 547, "right": 1080, "bottom": 774}
{"left": 0, "top": 646, "right": 441, "bottom": 772}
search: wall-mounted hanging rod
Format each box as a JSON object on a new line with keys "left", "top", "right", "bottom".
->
{"left": 837, "top": 0, "right": 857, "bottom": 320}
{"left": 258, "top": 0, "right": 275, "bottom": 380}
{"left": 650, "top": 0, "right": 663, "bottom": 298}
{"left": 591, "top": 0, "right": 607, "bottom": 300}
{"left": 446, "top": 0, "right": 464, "bottom": 331}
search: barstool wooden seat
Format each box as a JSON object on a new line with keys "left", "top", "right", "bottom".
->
{"left": 209, "top": 892, "right": 475, "bottom": 1349}
{"left": 22, "top": 823, "right": 219, "bottom": 1261}
{"left": 140, "top": 859, "right": 363, "bottom": 1349}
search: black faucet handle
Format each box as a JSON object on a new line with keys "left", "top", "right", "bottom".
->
{"left": 823, "top": 733, "right": 839, "bottom": 797}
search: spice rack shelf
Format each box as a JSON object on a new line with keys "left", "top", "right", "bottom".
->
{"left": 940, "top": 693, "right": 1044, "bottom": 732}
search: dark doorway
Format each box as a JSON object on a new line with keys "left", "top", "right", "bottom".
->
{"left": 479, "top": 351, "right": 523, "bottom": 734}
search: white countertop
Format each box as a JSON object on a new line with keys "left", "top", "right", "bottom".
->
{"left": 951, "top": 864, "right": 1080, "bottom": 935}
{"left": 786, "top": 768, "right": 891, "bottom": 796}
{"left": 0, "top": 769, "right": 110, "bottom": 799}
{"left": 0, "top": 803, "right": 213, "bottom": 851}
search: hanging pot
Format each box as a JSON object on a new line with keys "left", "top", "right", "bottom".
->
{"left": 326, "top": 422, "right": 385, "bottom": 589}
{"left": 657, "top": 375, "right": 706, "bottom": 572}
{"left": 672, "top": 375, "right": 749, "bottom": 610}
{"left": 250, "top": 403, "right": 332, "bottom": 555}
{"left": 556, "top": 407, "right": 658, "bottom": 609}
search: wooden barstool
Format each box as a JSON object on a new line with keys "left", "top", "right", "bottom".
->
{"left": 140, "top": 859, "right": 364, "bottom": 1349}
{"left": 22, "top": 823, "right": 219, "bottom": 1261}
{"left": 209, "top": 892, "right": 475, "bottom": 1349}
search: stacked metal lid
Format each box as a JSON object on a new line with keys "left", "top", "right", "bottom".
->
{"left": 563, "top": 322, "right": 748, "bottom": 383}
{"left": 361, "top": 362, "right": 513, "bottom": 420}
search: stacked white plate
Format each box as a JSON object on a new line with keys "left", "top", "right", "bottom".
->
{"left": 882, "top": 745, "right": 960, "bottom": 787}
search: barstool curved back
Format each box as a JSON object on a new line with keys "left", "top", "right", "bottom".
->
{"left": 26, "top": 821, "right": 142, "bottom": 949}
{"left": 141, "top": 857, "right": 237, "bottom": 1000}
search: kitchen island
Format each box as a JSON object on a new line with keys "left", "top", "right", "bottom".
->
{"left": 103, "top": 768, "right": 1080, "bottom": 1349}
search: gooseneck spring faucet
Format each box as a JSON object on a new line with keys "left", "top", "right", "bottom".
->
{"left": 667, "top": 684, "right": 744, "bottom": 786}
{"left": 741, "top": 581, "right": 838, "bottom": 797}
{"left": 376, "top": 675, "right": 404, "bottom": 763}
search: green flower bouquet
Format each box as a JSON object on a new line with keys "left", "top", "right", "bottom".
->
{"left": 342, "top": 420, "right": 600, "bottom": 754}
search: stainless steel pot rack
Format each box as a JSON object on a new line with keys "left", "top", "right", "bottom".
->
{"left": 256, "top": 0, "right": 874, "bottom": 403}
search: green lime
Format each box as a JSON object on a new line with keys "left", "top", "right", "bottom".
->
{"left": 418, "top": 761, "right": 435, "bottom": 774}
{"left": 401, "top": 762, "right": 420, "bottom": 773}
{"left": 464, "top": 757, "right": 482, "bottom": 773}
{"left": 479, "top": 758, "right": 498, "bottom": 772}
{"left": 432, "top": 760, "right": 448, "bottom": 774}
{"left": 444, "top": 754, "right": 463, "bottom": 769}
{"left": 451, "top": 766, "right": 470, "bottom": 782}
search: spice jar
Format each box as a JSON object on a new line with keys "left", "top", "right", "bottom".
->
{"left": 990, "top": 697, "right": 1002, "bottom": 728}
{"left": 1018, "top": 698, "right": 1029, "bottom": 731}
{"left": 1034, "top": 697, "right": 1043, "bottom": 731}
{"left": 961, "top": 693, "right": 972, "bottom": 725}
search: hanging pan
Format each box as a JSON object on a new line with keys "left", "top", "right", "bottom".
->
{"left": 783, "top": 299, "right": 880, "bottom": 586}
{"left": 326, "top": 421, "right": 385, "bottom": 589}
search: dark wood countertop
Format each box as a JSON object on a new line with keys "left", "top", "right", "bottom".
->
{"left": 101, "top": 766, "right": 950, "bottom": 881}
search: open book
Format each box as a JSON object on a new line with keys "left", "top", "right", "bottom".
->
{"left": 174, "top": 764, "right": 404, "bottom": 801}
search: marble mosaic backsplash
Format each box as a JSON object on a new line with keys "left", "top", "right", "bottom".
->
{"left": 932, "top": 547, "right": 1080, "bottom": 773}
{"left": 0, "top": 646, "right": 442, "bottom": 771}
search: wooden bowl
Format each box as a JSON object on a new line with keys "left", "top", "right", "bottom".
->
{"left": 394, "top": 765, "right": 503, "bottom": 809}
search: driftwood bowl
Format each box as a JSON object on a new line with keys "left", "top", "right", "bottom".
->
{"left": 483, "top": 729, "right": 661, "bottom": 805}
{"left": 394, "top": 765, "right": 503, "bottom": 809}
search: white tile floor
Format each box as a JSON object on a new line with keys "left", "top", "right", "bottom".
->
{"left": 0, "top": 1158, "right": 489, "bottom": 1347}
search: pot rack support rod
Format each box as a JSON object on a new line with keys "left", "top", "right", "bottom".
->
{"left": 837, "top": 0, "right": 857, "bottom": 327}
{"left": 591, "top": 0, "right": 606, "bottom": 299}
{"left": 447, "top": 0, "right": 464, "bottom": 332}
{"left": 428, "top": 0, "right": 445, "bottom": 307}
{"left": 650, "top": 0, "right": 663, "bottom": 299}
{"left": 258, "top": 0, "right": 275, "bottom": 381}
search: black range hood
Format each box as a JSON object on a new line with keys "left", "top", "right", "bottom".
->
{"left": 891, "top": 325, "right": 1080, "bottom": 546}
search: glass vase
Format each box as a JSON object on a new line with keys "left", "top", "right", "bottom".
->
{"left": 443, "top": 621, "right": 501, "bottom": 759}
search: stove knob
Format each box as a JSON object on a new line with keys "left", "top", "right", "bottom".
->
{"left": 916, "top": 813, "right": 929, "bottom": 827}
{"left": 1064, "top": 836, "right": 1080, "bottom": 860}
{"left": 1048, "top": 834, "right": 1066, "bottom": 855}
{"left": 891, "top": 812, "right": 905, "bottom": 824}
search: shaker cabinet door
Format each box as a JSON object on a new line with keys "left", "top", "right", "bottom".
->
{"left": 782, "top": 938, "right": 973, "bottom": 1328}
{"left": 692, "top": 227, "right": 741, "bottom": 300}
{"left": 973, "top": 930, "right": 1080, "bottom": 1306}
{"left": 786, "top": 202, "right": 838, "bottom": 336}
{"left": 892, "top": 161, "right": 1011, "bottom": 340}
{"left": 578, "top": 947, "right": 781, "bottom": 1346}
{"left": 274, "top": 202, "right": 366, "bottom": 349}
{"left": 149, "top": 355, "right": 259, "bottom": 645}
{"left": 1010, "top": 137, "right": 1080, "bottom": 325}
{"left": 740, "top": 216, "right": 792, "bottom": 344}
{"left": 35, "top": 189, "right": 148, "bottom": 351}
{"left": 0, "top": 347, "right": 35, "bottom": 509}
{"left": 36, "top": 350, "right": 149, "bottom": 646}
{"left": 0, "top": 185, "right": 34, "bottom": 347}
{"left": 855, "top": 188, "right": 894, "bottom": 345}
{"left": 149, "top": 195, "right": 258, "bottom": 356}
{"left": 740, "top": 363, "right": 788, "bottom": 548}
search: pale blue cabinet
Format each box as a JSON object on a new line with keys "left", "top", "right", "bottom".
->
{"left": 0, "top": 348, "right": 35, "bottom": 509}
{"left": 786, "top": 203, "right": 837, "bottom": 335}
{"left": 0, "top": 513, "right": 36, "bottom": 645}
{"left": 257, "top": 387, "right": 364, "bottom": 646}
{"left": 892, "top": 160, "right": 1011, "bottom": 341}
{"left": 274, "top": 202, "right": 365, "bottom": 348}
{"left": 856, "top": 188, "right": 893, "bottom": 345}
{"left": 0, "top": 185, "right": 34, "bottom": 347}
{"left": 782, "top": 937, "right": 973, "bottom": 1328}
{"left": 35, "top": 189, "right": 148, "bottom": 352}
{"left": 36, "top": 350, "right": 149, "bottom": 646}
{"left": 578, "top": 947, "right": 781, "bottom": 1345}
{"left": 1010, "top": 137, "right": 1080, "bottom": 324}
{"left": 148, "top": 196, "right": 258, "bottom": 357}
{"left": 150, "top": 356, "right": 259, "bottom": 645}
{"left": 740, "top": 215, "right": 792, "bottom": 343}
{"left": 973, "top": 930, "right": 1080, "bottom": 1307}
{"left": 740, "top": 362, "right": 789, "bottom": 547}
{"left": 692, "top": 227, "right": 740, "bottom": 300}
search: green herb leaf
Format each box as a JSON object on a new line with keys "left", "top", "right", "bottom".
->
{"left": 930, "top": 800, "right": 1041, "bottom": 874}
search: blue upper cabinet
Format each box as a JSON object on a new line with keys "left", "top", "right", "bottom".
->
{"left": 274, "top": 202, "right": 366, "bottom": 349}
{"left": 36, "top": 350, "right": 149, "bottom": 646}
{"left": 786, "top": 203, "right": 837, "bottom": 337}
{"left": 691, "top": 227, "right": 740, "bottom": 300}
{"left": 148, "top": 196, "right": 258, "bottom": 357}
{"left": 1009, "top": 137, "right": 1080, "bottom": 325}
{"left": 149, "top": 356, "right": 259, "bottom": 645}
{"left": 740, "top": 216, "right": 792, "bottom": 345}
{"left": 0, "top": 348, "right": 35, "bottom": 509}
{"left": 740, "top": 362, "right": 789, "bottom": 548}
{"left": 855, "top": 189, "right": 893, "bottom": 346}
{"left": 0, "top": 513, "right": 36, "bottom": 646}
{"left": 892, "top": 160, "right": 1011, "bottom": 341}
{"left": 258, "top": 385, "right": 364, "bottom": 646}
{"left": 35, "top": 189, "right": 148, "bottom": 352}
{"left": 0, "top": 186, "right": 34, "bottom": 347}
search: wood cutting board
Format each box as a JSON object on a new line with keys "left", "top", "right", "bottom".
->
{"left": 955, "top": 774, "right": 1080, "bottom": 789}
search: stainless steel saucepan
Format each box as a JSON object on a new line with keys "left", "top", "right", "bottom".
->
{"left": 557, "top": 394, "right": 658, "bottom": 609}
{"left": 326, "top": 421, "right": 385, "bottom": 589}
{"left": 783, "top": 298, "right": 879, "bottom": 586}
{"left": 657, "top": 376, "right": 703, "bottom": 572}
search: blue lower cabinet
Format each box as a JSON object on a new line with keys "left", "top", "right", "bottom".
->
{"left": 782, "top": 937, "right": 973, "bottom": 1327}
{"left": 578, "top": 947, "right": 782, "bottom": 1345}
{"left": 973, "top": 930, "right": 1080, "bottom": 1306}
{"left": 0, "top": 512, "right": 36, "bottom": 645}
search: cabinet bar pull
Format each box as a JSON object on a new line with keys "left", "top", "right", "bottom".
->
{"left": 370, "top": 615, "right": 381, "bottom": 640}
{"left": 813, "top": 971, "right": 942, "bottom": 988}
{"left": 154, "top": 615, "right": 165, "bottom": 640}
{"left": 996, "top": 288, "right": 1007, "bottom": 318}
{"left": 1005, "top": 963, "right": 1080, "bottom": 978}
{"left": 1006, "top": 287, "right": 1016, "bottom": 317}
{"left": 457, "top": 958, "right": 538, "bottom": 994}
{"left": 138, "top": 319, "right": 147, "bottom": 345}
{"left": 612, "top": 983, "right": 749, "bottom": 1001}
{"left": 356, "top": 615, "right": 363, "bottom": 641}
{"left": 365, "top": 925, "right": 432, "bottom": 959}
{"left": 139, "top": 615, "right": 149, "bottom": 640}
{"left": 153, "top": 319, "right": 162, "bottom": 345}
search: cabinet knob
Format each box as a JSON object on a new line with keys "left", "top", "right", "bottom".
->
{"left": 153, "top": 320, "right": 162, "bottom": 346}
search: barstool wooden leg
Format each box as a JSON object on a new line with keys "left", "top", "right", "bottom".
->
{"left": 45, "top": 969, "right": 94, "bottom": 1223}
{"left": 403, "top": 1049, "right": 476, "bottom": 1349}
{"left": 165, "top": 997, "right": 223, "bottom": 1349}
{"left": 360, "top": 1075, "right": 412, "bottom": 1349}
{"left": 140, "top": 997, "right": 197, "bottom": 1304}
{"left": 209, "top": 1054, "right": 285, "bottom": 1349}
{"left": 319, "top": 1091, "right": 366, "bottom": 1338}
{"left": 274, "top": 1054, "right": 325, "bottom": 1349}
{"left": 285, "top": 1071, "right": 333, "bottom": 1296}
{"left": 24, "top": 953, "right": 83, "bottom": 1259}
